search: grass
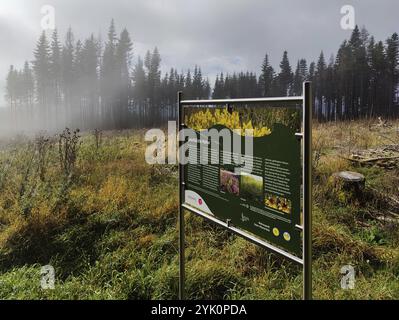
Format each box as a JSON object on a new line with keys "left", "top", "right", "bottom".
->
{"left": 0, "top": 120, "right": 398, "bottom": 300}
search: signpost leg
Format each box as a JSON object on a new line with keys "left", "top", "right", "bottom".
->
{"left": 177, "top": 92, "right": 185, "bottom": 300}
{"left": 303, "top": 82, "right": 313, "bottom": 300}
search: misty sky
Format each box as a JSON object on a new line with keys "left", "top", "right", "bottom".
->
{"left": 0, "top": 0, "right": 398, "bottom": 106}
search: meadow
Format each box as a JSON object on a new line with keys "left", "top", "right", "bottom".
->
{"left": 0, "top": 120, "right": 398, "bottom": 300}
{"left": 240, "top": 173, "right": 263, "bottom": 203}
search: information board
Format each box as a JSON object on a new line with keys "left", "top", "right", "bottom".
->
{"left": 178, "top": 82, "right": 312, "bottom": 300}
{"left": 183, "top": 121, "right": 301, "bottom": 255}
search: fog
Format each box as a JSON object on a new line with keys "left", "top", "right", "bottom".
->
{"left": 0, "top": 0, "right": 398, "bottom": 136}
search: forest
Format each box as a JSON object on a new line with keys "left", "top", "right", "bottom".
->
{"left": 2, "top": 20, "right": 399, "bottom": 133}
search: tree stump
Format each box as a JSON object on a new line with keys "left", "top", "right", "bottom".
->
{"left": 332, "top": 171, "right": 366, "bottom": 201}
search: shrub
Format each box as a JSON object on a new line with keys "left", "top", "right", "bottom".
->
{"left": 34, "top": 134, "right": 52, "bottom": 182}
{"left": 58, "top": 128, "right": 80, "bottom": 177}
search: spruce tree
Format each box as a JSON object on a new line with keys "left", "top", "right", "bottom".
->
{"left": 5, "top": 65, "right": 17, "bottom": 109}
{"left": 115, "top": 28, "right": 133, "bottom": 127}
{"left": 386, "top": 33, "right": 399, "bottom": 117}
{"left": 22, "top": 61, "right": 34, "bottom": 109}
{"left": 277, "top": 51, "right": 293, "bottom": 96}
{"left": 293, "top": 58, "right": 308, "bottom": 95}
{"left": 146, "top": 47, "right": 161, "bottom": 124}
{"left": 259, "top": 54, "right": 274, "bottom": 97}
{"left": 81, "top": 34, "right": 100, "bottom": 127}
{"left": 185, "top": 69, "right": 192, "bottom": 98}
{"left": 32, "top": 31, "right": 51, "bottom": 122}
{"left": 49, "top": 29, "right": 62, "bottom": 109}
{"left": 132, "top": 56, "right": 147, "bottom": 125}
{"left": 101, "top": 19, "right": 118, "bottom": 127}
{"left": 61, "top": 27, "right": 75, "bottom": 123}
{"left": 315, "top": 51, "right": 327, "bottom": 120}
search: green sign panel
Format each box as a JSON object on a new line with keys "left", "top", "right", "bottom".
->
{"left": 183, "top": 121, "right": 301, "bottom": 256}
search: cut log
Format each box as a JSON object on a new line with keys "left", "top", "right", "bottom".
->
{"left": 346, "top": 144, "right": 399, "bottom": 169}
{"left": 349, "top": 155, "right": 399, "bottom": 163}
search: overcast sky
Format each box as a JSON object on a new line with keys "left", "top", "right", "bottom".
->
{"left": 0, "top": 0, "right": 398, "bottom": 106}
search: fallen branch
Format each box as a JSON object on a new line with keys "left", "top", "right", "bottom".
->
{"left": 348, "top": 155, "right": 399, "bottom": 163}
{"left": 368, "top": 186, "right": 399, "bottom": 208}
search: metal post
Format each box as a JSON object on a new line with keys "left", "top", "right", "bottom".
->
{"left": 303, "top": 82, "right": 313, "bottom": 300}
{"left": 177, "top": 91, "right": 186, "bottom": 300}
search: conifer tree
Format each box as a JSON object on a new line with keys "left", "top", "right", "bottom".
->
{"left": 32, "top": 31, "right": 51, "bottom": 122}
{"left": 101, "top": 19, "right": 118, "bottom": 126}
{"left": 315, "top": 51, "right": 327, "bottom": 120}
{"left": 386, "top": 33, "right": 399, "bottom": 117}
{"left": 50, "top": 29, "right": 62, "bottom": 110}
{"left": 293, "top": 58, "right": 308, "bottom": 96}
{"left": 61, "top": 27, "right": 75, "bottom": 123}
{"left": 277, "top": 51, "right": 293, "bottom": 96}
{"left": 259, "top": 54, "right": 274, "bottom": 97}
{"left": 115, "top": 28, "right": 133, "bottom": 127}
{"left": 5, "top": 65, "right": 17, "bottom": 109}
{"left": 22, "top": 61, "right": 34, "bottom": 110}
